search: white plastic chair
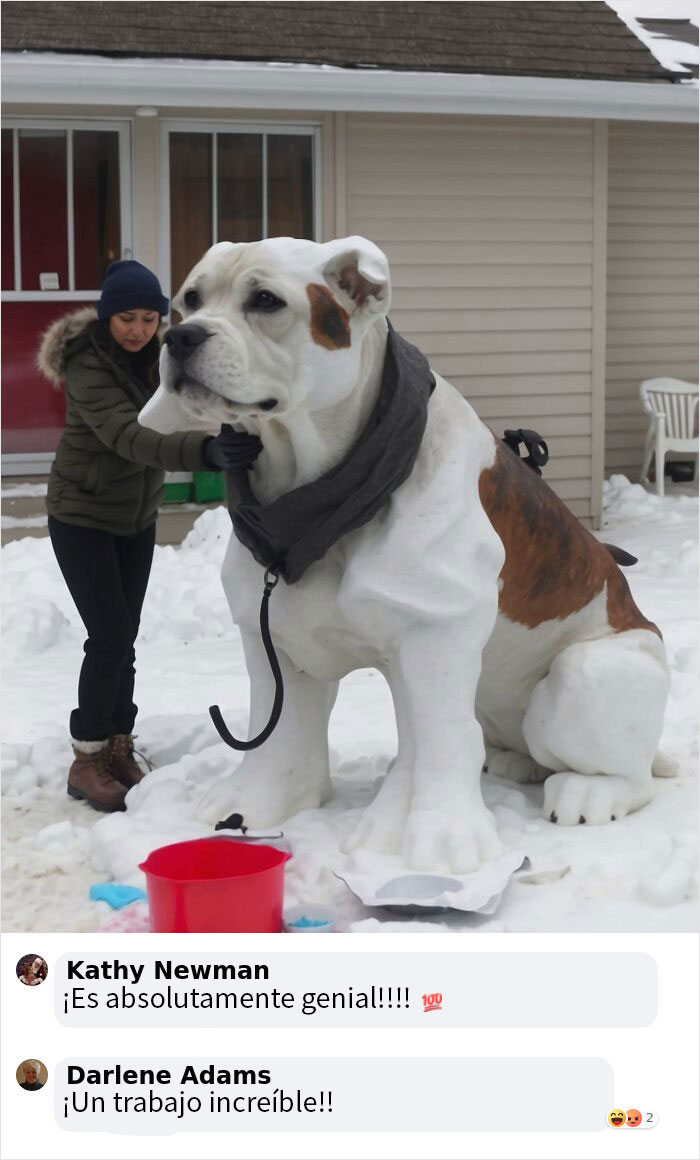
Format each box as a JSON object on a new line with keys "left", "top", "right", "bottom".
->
{"left": 639, "top": 378, "right": 699, "bottom": 497}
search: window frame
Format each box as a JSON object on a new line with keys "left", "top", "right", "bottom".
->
{"left": 1, "top": 117, "right": 132, "bottom": 301}
{"left": 159, "top": 119, "right": 321, "bottom": 300}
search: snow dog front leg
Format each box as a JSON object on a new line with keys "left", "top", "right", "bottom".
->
{"left": 197, "top": 626, "right": 338, "bottom": 827}
{"left": 395, "top": 622, "right": 502, "bottom": 873}
{"left": 348, "top": 619, "right": 502, "bottom": 874}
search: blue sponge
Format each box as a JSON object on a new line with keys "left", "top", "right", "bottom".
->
{"left": 89, "top": 884, "right": 147, "bottom": 910}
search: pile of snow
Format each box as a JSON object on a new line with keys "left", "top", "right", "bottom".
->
{"left": 139, "top": 508, "right": 233, "bottom": 644}
{"left": 1, "top": 476, "right": 698, "bottom": 933}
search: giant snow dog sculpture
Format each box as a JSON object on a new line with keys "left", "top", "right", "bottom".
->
{"left": 139, "top": 236, "right": 670, "bottom": 874}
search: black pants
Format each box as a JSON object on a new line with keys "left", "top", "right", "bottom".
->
{"left": 48, "top": 516, "right": 156, "bottom": 742}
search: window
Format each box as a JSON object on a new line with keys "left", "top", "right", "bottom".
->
{"left": 73, "top": 131, "right": 122, "bottom": 288}
{"left": 166, "top": 124, "right": 318, "bottom": 296}
{"left": 2, "top": 123, "right": 126, "bottom": 294}
{"left": 1, "top": 128, "right": 14, "bottom": 290}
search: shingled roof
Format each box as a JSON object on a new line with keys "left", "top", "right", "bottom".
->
{"left": 0, "top": 1, "right": 676, "bottom": 83}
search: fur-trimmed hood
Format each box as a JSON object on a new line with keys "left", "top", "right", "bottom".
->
{"left": 36, "top": 307, "right": 98, "bottom": 389}
{"left": 36, "top": 308, "right": 165, "bottom": 389}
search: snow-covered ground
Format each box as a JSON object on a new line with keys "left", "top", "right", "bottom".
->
{"left": 1, "top": 475, "right": 698, "bottom": 934}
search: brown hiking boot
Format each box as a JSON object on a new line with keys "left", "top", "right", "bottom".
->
{"left": 109, "top": 734, "right": 151, "bottom": 788}
{"left": 67, "top": 743, "right": 127, "bottom": 813}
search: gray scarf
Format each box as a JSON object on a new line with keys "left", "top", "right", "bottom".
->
{"left": 226, "top": 324, "right": 435, "bottom": 583}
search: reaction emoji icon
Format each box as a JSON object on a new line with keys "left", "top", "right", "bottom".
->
{"left": 626, "top": 1109, "right": 642, "bottom": 1127}
{"left": 608, "top": 1109, "right": 626, "bottom": 1126}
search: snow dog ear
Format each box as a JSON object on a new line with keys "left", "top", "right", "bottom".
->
{"left": 322, "top": 236, "right": 391, "bottom": 316}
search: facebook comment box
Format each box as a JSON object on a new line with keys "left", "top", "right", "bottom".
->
{"left": 56, "top": 1056, "right": 613, "bottom": 1134}
{"left": 55, "top": 951, "right": 656, "bottom": 1028}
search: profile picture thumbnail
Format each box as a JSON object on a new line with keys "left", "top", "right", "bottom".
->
{"left": 16, "top": 954, "right": 48, "bottom": 986}
{"left": 16, "top": 1060, "right": 47, "bottom": 1090}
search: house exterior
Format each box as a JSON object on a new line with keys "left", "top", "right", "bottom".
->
{"left": 2, "top": 1, "right": 697, "bottom": 525}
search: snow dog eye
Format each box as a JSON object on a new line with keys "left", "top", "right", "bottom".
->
{"left": 246, "top": 289, "right": 286, "bottom": 312}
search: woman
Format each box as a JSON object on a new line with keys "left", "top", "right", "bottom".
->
{"left": 37, "top": 260, "right": 261, "bottom": 813}
{"left": 19, "top": 1061, "right": 44, "bottom": 1091}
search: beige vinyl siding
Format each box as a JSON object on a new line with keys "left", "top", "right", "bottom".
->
{"left": 606, "top": 121, "right": 699, "bottom": 478}
{"left": 343, "top": 114, "right": 597, "bottom": 521}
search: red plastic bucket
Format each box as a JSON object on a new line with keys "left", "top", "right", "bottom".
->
{"left": 139, "top": 838, "right": 291, "bottom": 933}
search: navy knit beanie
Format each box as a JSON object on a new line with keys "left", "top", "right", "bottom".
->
{"left": 97, "top": 260, "right": 169, "bottom": 320}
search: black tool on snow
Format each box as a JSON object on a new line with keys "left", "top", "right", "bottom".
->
{"left": 502, "top": 428, "right": 549, "bottom": 475}
{"left": 214, "top": 813, "right": 247, "bottom": 831}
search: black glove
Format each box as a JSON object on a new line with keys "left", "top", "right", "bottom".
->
{"left": 202, "top": 425, "right": 263, "bottom": 471}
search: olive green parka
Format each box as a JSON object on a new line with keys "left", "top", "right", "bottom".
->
{"left": 37, "top": 308, "right": 209, "bottom": 536}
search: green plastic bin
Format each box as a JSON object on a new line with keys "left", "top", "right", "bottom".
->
{"left": 193, "top": 471, "right": 226, "bottom": 504}
{"left": 162, "top": 471, "right": 193, "bottom": 504}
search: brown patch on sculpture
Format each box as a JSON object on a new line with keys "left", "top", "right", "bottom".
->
{"left": 306, "top": 283, "right": 351, "bottom": 350}
{"left": 479, "top": 441, "right": 660, "bottom": 636}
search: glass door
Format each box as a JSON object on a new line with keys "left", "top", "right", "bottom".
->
{"left": 162, "top": 122, "right": 319, "bottom": 299}
{"left": 1, "top": 120, "right": 130, "bottom": 467}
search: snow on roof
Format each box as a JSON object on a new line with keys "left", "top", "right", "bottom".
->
{"left": 608, "top": 2, "right": 699, "bottom": 82}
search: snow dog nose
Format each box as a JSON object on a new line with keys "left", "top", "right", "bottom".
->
{"left": 163, "top": 323, "right": 210, "bottom": 363}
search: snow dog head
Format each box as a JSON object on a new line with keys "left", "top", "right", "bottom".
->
{"left": 138, "top": 236, "right": 391, "bottom": 434}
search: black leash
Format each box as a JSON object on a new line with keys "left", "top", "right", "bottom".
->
{"left": 209, "top": 567, "right": 285, "bottom": 750}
